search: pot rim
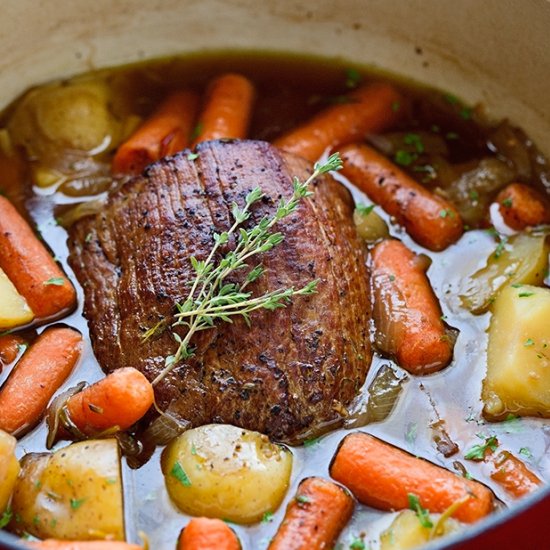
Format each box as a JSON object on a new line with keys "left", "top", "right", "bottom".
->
{"left": 0, "top": 483, "right": 548, "bottom": 549}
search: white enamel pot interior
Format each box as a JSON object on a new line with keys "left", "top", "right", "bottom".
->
{"left": 0, "top": 1, "right": 549, "bottom": 549}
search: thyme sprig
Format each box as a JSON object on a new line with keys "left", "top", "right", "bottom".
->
{"left": 149, "top": 153, "right": 343, "bottom": 385}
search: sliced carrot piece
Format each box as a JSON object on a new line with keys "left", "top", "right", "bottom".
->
{"left": 0, "top": 196, "right": 76, "bottom": 320}
{"left": 490, "top": 450, "right": 542, "bottom": 499}
{"left": 371, "top": 239, "right": 453, "bottom": 374}
{"left": 496, "top": 182, "right": 550, "bottom": 230}
{"left": 273, "top": 82, "right": 403, "bottom": 162}
{"left": 268, "top": 477, "right": 354, "bottom": 550}
{"left": 112, "top": 90, "right": 199, "bottom": 175}
{"left": 340, "top": 143, "right": 463, "bottom": 251}
{"left": 0, "top": 327, "right": 82, "bottom": 436}
{"left": 61, "top": 367, "right": 154, "bottom": 437}
{"left": 330, "top": 432, "right": 493, "bottom": 524}
{"left": 178, "top": 517, "right": 240, "bottom": 550}
{"left": 0, "top": 333, "right": 26, "bottom": 367}
{"left": 191, "top": 73, "right": 256, "bottom": 146}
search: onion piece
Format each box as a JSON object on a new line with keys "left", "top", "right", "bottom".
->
{"left": 346, "top": 364, "right": 408, "bottom": 428}
{"left": 56, "top": 198, "right": 105, "bottom": 228}
{"left": 45, "top": 381, "right": 86, "bottom": 449}
{"left": 441, "top": 158, "right": 515, "bottom": 226}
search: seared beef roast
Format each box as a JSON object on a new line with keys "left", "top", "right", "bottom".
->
{"left": 68, "top": 140, "right": 371, "bottom": 440}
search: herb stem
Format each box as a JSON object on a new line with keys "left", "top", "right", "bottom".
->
{"left": 148, "top": 153, "right": 343, "bottom": 386}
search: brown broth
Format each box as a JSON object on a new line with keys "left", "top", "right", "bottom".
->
{"left": 1, "top": 51, "right": 549, "bottom": 549}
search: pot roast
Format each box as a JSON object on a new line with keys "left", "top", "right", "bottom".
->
{"left": 68, "top": 139, "right": 371, "bottom": 440}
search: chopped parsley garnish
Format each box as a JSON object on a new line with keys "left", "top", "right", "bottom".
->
{"left": 519, "top": 447, "right": 533, "bottom": 459}
{"left": 171, "top": 461, "right": 192, "bottom": 487}
{"left": 493, "top": 236, "right": 508, "bottom": 259}
{"left": 391, "top": 101, "right": 401, "bottom": 112}
{"left": 0, "top": 506, "right": 12, "bottom": 528}
{"left": 405, "top": 422, "right": 417, "bottom": 445}
{"left": 85, "top": 232, "right": 93, "bottom": 243}
{"left": 345, "top": 68, "right": 362, "bottom": 88}
{"left": 190, "top": 122, "right": 203, "bottom": 141}
{"left": 443, "top": 94, "right": 459, "bottom": 105}
{"left": 70, "top": 498, "right": 86, "bottom": 510}
{"left": 355, "top": 203, "right": 375, "bottom": 217}
{"left": 296, "top": 494, "right": 311, "bottom": 505}
{"left": 407, "top": 493, "right": 433, "bottom": 528}
{"left": 524, "top": 338, "right": 535, "bottom": 347}
{"left": 261, "top": 511, "right": 274, "bottom": 523}
{"left": 191, "top": 444, "right": 197, "bottom": 455}
{"left": 394, "top": 150, "right": 417, "bottom": 166}
{"left": 446, "top": 131, "right": 459, "bottom": 140}
{"left": 518, "top": 291, "right": 535, "bottom": 298}
{"left": 469, "top": 190, "right": 479, "bottom": 202}
{"left": 439, "top": 209, "right": 454, "bottom": 218}
{"left": 43, "top": 277, "right": 65, "bottom": 286}
{"left": 350, "top": 537, "right": 367, "bottom": 549}
{"left": 464, "top": 436, "right": 498, "bottom": 461}
{"left": 404, "top": 133, "right": 425, "bottom": 153}
{"left": 303, "top": 437, "right": 321, "bottom": 448}
{"left": 501, "top": 197, "right": 513, "bottom": 208}
{"left": 187, "top": 152, "right": 199, "bottom": 161}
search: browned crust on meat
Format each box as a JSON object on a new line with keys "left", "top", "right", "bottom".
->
{"left": 68, "top": 140, "right": 371, "bottom": 440}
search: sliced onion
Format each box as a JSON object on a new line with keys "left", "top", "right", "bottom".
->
{"left": 141, "top": 410, "right": 190, "bottom": 448}
{"left": 346, "top": 364, "right": 408, "bottom": 428}
{"left": 56, "top": 198, "right": 105, "bottom": 228}
{"left": 46, "top": 382, "right": 86, "bottom": 449}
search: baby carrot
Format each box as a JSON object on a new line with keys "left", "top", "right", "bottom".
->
{"left": 340, "top": 143, "right": 463, "bottom": 251}
{"left": 60, "top": 367, "right": 154, "bottom": 437}
{"left": 273, "top": 82, "right": 403, "bottom": 162}
{"left": 490, "top": 451, "right": 542, "bottom": 499}
{"left": 0, "top": 196, "right": 76, "bottom": 320}
{"left": 0, "top": 333, "right": 26, "bottom": 366}
{"left": 0, "top": 327, "right": 82, "bottom": 436}
{"left": 330, "top": 432, "right": 493, "bottom": 524}
{"left": 268, "top": 477, "right": 354, "bottom": 550}
{"left": 496, "top": 182, "right": 550, "bottom": 230}
{"left": 370, "top": 239, "right": 453, "bottom": 374}
{"left": 112, "top": 90, "right": 199, "bottom": 175}
{"left": 178, "top": 517, "right": 240, "bottom": 550}
{"left": 27, "top": 541, "right": 142, "bottom": 550}
{"left": 191, "top": 73, "right": 256, "bottom": 146}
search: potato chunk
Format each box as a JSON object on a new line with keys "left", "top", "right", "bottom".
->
{"left": 10, "top": 439, "right": 123, "bottom": 540}
{"left": 0, "top": 267, "right": 33, "bottom": 329}
{"left": 162, "top": 424, "right": 293, "bottom": 524}
{"left": 483, "top": 284, "right": 550, "bottom": 419}
{"left": 380, "top": 510, "right": 461, "bottom": 549}
{"left": 8, "top": 81, "right": 118, "bottom": 158}
{"left": 0, "top": 430, "right": 20, "bottom": 515}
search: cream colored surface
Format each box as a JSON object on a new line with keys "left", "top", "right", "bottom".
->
{"left": 0, "top": 268, "right": 33, "bottom": 330}
{"left": 161, "top": 424, "right": 293, "bottom": 524}
{"left": 0, "top": 0, "right": 549, "bottom": 154}
{"left": 484, "top": 284, "right": 550, "bottom": 419}
{"left": 10, "top": 439, "right": 124, "bottom": 540}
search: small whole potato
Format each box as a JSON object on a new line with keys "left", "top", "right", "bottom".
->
{"left": 9, "top": 439, "right": 124, "bottom": 540}
{"left": 0, "top": 429, "right": 20, "bottom": 514}
{"left": 162, "top": 424, "right": 293, "bottom": 524}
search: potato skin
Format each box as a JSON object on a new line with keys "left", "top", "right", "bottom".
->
{"left": 10, "top": 439, "right": 124, "bottom": 540}
{"left": 0, "top": 429, "right": 20, "bottom": 514}
{"left": 162, "top": 424, "right": 293, "bottom": 524}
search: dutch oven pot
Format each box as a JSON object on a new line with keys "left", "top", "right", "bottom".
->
{"left": 0, "top": 1, "right": 549, "bottom": 549}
